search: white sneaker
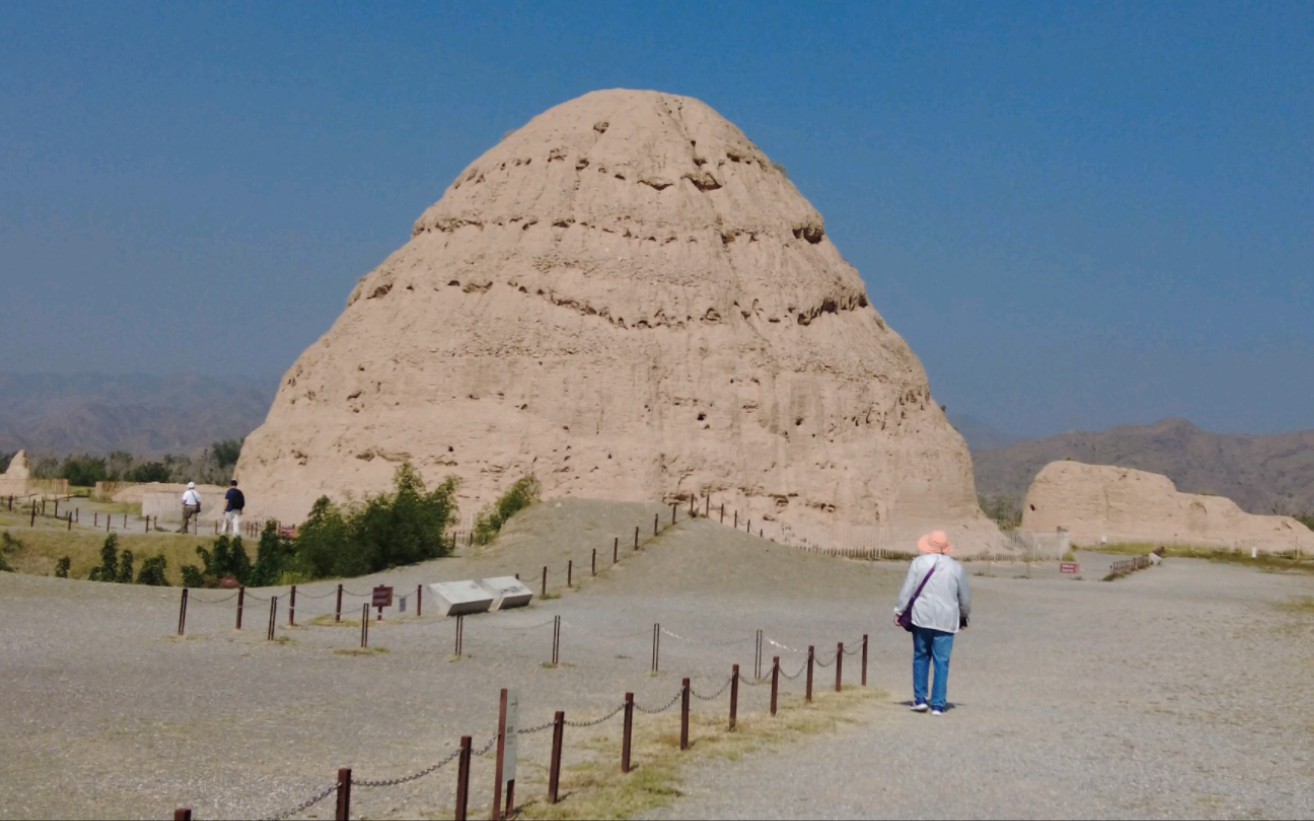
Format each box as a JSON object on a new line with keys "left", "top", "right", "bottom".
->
{"left": 930, "top": 709, "right": 944, "bottom": 716}
{"left": 910, "top": 703, "right": 929, "bottom": 712}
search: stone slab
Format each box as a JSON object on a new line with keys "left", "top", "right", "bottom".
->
{"left": 427, "top": 580, "right": 494, "bottom": 617}
{"left": 478, "top": 576, "right": 534, "bottom": 611}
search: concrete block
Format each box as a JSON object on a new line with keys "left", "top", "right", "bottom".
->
{"left": 478, "top": 576, "right": 534, "bottom": 611}
{"left": 428, "top": 580, "right": 494, "bottom": 617}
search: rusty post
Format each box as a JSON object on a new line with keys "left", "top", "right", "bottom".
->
{"left": 455, "top": 735, "right": 472, "bottom": 821}
{"left": 836, "top": 642, "right": 844, "bottom": 692}
{"left": 706, "top": 495, "right": 710, "bottom": 516}
{"left": 552, "top": 615, "right": 561, "bottom": 666}
{"left": 770, "top": 656, "right": 780, "bottom": 716}
{"left": 680, "top": 677, "right": 690, "bottom": 750}
{"left": 505, "top": 780, "right": 516, "bottom": 820}
{"left": 689, "top": 495, "right": 694, "bottom": 516}
{"left": 548, "top": 710, "right": 564, "bottom": 803}
{"left": 177, "top": 589, "right": 188, "bottom": 636}
{"left": 335, "top": 584, "right": 343, "bottom": 622}
{"left": 671, "top": 503, "right": 676, "bottom": 527}
{"left": 747, "top": 518, "right": 751, "bottom": 534}
{"left": 492, "top": 688, "right": 508, "bottom": 820}
{"left": 289, "top": 585, "right": 297, "bottom": 626}
{"left": 455, "top": 613, "right": 464, "bottom": 656}
{"left": 541, "top": 566, "right": 547, "bottom": 598}
{"left": 720, "top": 502, "right": 724, "bottom": 522}
{"left": 651, "top": 623, "right": 660, "bottom": 673}
{"left": 591, "top": 548, "right": 596, "bottom": 576}
{"left": 416, "top": 583, "right": 422, "bottom": 617}
{"left": 174, "top": 810, "right": 192, "bottom": 820}
{"left": 67, "top": 512, "right": 72, "bottom": 530}
{"left": 729, "top": 664, "right": 740, "bottom": 730}
{"left": 106, "top": 513, "right": 111, "bottom": 532}
{"left": 236, "top": 586, "right": 245, "bottom": 630}
{"left": 123, "top": 512, "right": 128, "bottom": 529}
{"left": 653, "top": 513, "right": 658, "bottom": 536}
{"left": 567, "top": 559, "right": 573, "bottom": 588}
{"left": 755, "top": 629, "right": 763, "bottom": 679}
{"left": 806, "top": 645, "right": 815, "bottom": 702}
{"left": 621, "top": 692, "right": 634, "bottom": 773}
{"left": 862, "top": 634, "right": 869, "bottom": 687}
{"left": 733, "top": 510, "right": 737, "bottom": 529}
{"left": 267, "top": 596, "right": 277, "bottom": 641}
{"left": 335, "top": 767, "right": 351, "bottom": 821}
{"left": 31, "top": 503, "right": 37, "bottom": 527}
{"left": 634, "top": 526, "right": 639, "bottom": 550}
{"left": 53, "top": 499, "right": 58, "bottom": 518}
{"left": 613, "top": 536, "right": 618, "bottom": 563}
{"left": 361, "top": 604, "right": 369, "bottom": 648}
{"left": 144, "top": 513, "right": 148, "bottom": 533}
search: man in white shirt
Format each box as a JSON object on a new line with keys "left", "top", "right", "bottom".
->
{"left": 178, "top": 482, "right": 202, "bottom": 533}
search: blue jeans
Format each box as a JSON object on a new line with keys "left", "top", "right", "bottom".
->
{"left": 911, "top": 626, "right": 955, "bottom": 711}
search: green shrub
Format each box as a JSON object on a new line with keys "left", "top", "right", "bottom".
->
{"left": 136, "top": 555, "right": 169, "bottom": 586}
{"left": 250, "top": 521, "right": 295, "bottom": 587}
{"left": 185, "top": 536, "right": 253, "bottom": 587}
{"left": 116, "top": 549, "right": 134, "bottom": 583}
{"left": 89, "top": 533, "right": 120, "bottom": 581}
{"left": 473, "top": 475, "right": 541, "bottom": 545}
{"left": 0, "top": 531, "right": 20, "bottom": 572}
{"left": 54, "top": 556, "right": 71, "bottom": 578}
{"left": 345, "top": 463, "right": 460, "bottom": 573}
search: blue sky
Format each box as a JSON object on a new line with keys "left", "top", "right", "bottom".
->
{"left": 3, "top": 1, "right": 1310, "bottom": 438}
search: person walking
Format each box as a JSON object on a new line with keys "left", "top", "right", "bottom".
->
{"left": 893, "top": 529, "right": 971, "bottom": 715}
{"left": 178, "top": 482, "right": 202, "bottom": 534}
{"left": 221, "top": 479, "right": 245, "bottom": 537}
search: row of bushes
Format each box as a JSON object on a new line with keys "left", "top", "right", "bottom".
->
{"left": 29, "top": 463, "right": 537, "bottom": 587}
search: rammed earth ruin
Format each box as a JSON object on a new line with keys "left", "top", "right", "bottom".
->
{"left": 235, "top": 89, "right": 1000, "bottom": 552}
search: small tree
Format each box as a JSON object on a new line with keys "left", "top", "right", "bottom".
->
{"left": 294, "top": 496, "right": 352, "bottom": 580}
{"left": 250, "top": 522, "right": 295, "bottom": 587}
{"left": 90, "top": 534, "right": 120, "bottom": 581}
{"left": 474, "top": 475, "right": 541, "bottom": 545}
{"left": 54, "top": 556, "right": 71, "bottom": 578}
{"left": 116, "top": 550, "right": 135, "bottom": 584}
{"left": 136, "top": 555, "right": 169, "bottom": 586}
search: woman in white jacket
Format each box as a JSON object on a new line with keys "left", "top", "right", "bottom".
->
{"left": 893, "top": 530, "right": 971, "bottom": 715}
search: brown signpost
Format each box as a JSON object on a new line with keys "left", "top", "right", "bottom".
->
{"left": 1060, "top": 562, "right": 1080, "bottom": 574}
{"left": 372, "top": 585, "right": 393, "bottom": 620}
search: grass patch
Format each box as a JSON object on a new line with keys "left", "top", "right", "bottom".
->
{"left": 1088, "top": 543, "right": 1314, "bottom": 575}
{"left": 333, "top": 646, "right": 390, "bottom": 656}
{"left": 1275, "top": 596, "right": 1314, "bottom": 615}
{"left": 512, "top": 686, "right": 885, "bottom": 820}
{"left": 0, "top": 521, "right": 222, "bottom": 585}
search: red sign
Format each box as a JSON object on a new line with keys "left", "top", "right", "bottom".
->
{"left": 1060, "top": 562, "right": 1080, "bottom": 574}
{"left": 372, "top": 585, "right": 394, "bottom": 608}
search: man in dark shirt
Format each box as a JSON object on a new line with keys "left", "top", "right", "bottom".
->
{"left": 222, "top": 480, "right": 246, "bottom": 537}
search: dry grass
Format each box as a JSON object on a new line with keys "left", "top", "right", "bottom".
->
{"left": 0, "top": 513, "right": 231, "bottom": 585}
{"left": 511, "top": 686, "right": 885, "bottom": 821}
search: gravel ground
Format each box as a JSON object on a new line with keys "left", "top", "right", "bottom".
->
{"left": 2, "top": 500, "right": 1312, "bottom": 820}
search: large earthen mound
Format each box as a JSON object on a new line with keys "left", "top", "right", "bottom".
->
{"left": 1022, "top": 460, "right": 1314, "bottom": 553}
{"left": 237, "top": 89, "right": 999, "bottom": 552}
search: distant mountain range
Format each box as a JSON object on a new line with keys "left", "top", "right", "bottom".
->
{"left": 968, "top": 417, "right": 1314, "bottom": 516}
{"left": 1, "top": 375, "right": 1308, "bottom": 517}
{"left": 0, "top": 372, "right": 278, "bottom": 457}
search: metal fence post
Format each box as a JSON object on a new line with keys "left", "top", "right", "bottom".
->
{"left": 621, "top": 692, "right": 634, "bottom": 773}
{"left": 806, "top": 645, "right": 815, "bottom": 702}
{"left": 770, "top": 656, "right": 780, "bottom": 716}
{"left": 835, "top": 642, "right": 844, "bottom": 692}
{"left": 177, "top": 589, "right": 188, "bottom": 636}
{"left": 335, "top": 768, "right": 351, "bottom": 821}
{"left": 455, "top": 736, "right": 472, "bottom": 821}
{"left": 236, "top": 586, "right": 245, "bottom": 630}
{"left": 729, "top": 664, "right": 740, "bottom": 730}
{"left": 862, "top": 633, "right": 869, "bottom": 687}
{"left": 680, "top": 678, "right": 690, "bottom": 750}
{"left": 548, "top": 711, "right": 564, "bottom": 804}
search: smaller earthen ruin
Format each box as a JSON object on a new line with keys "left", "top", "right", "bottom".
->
{"left": 1022, "top": 460, "right": 1314, "bottom": 554}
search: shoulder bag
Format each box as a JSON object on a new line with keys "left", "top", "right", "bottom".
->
{"left": 896, "top": 560, "right": 938, "bottom": 632}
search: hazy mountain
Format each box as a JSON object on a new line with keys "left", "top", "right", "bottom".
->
{"left": 947, "top": 413, "right": 1026, "bottom": 450}
{"left": 0, "top": 372, "right": 279, "bottom": 457}
{"left": 972, "top": 418, "right": 1314, "bottom": 516}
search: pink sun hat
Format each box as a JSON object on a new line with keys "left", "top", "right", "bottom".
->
{"left": 917, "top": 530, "right": 955, "bottom": 554}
